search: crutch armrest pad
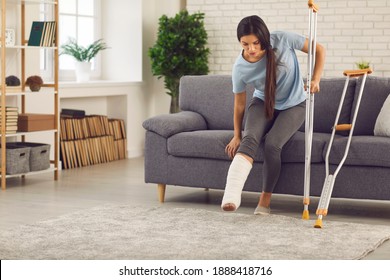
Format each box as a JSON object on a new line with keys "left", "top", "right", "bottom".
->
{"left": 308, "top": 0, "right": 319, "bottom": 12}
{"left": 343, "top": 68, "right": 373, "bottom": 77}
{"left": 335, "top": 124, "right": 352, "bottom": 131}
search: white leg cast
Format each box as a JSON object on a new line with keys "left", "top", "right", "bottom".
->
{"left": 221, "top": 154, "right": 252, "bottom": 211}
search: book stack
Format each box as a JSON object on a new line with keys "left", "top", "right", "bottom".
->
{"left": 59, "top": 112, "right": 127, "bottom": 169}
{"left": 28, "top": 21, "right": 57, "bottom": 47}
{"left": 0, "top": 107, "right": 18, "bottom": 134}
{"left": 108, "top": 118, "right": 127, "bottom": 160}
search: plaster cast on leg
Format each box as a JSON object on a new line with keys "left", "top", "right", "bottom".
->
{"left": 221, "top": 154, "right": 252, "bottom": 211}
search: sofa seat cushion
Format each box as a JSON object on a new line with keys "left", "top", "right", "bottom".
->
{"left": 279, "top": 131, "right": 330, "bottom": 163}
{"left": 328, "top": 136, "right": 390, "bottom": 168}
{"left": 167, "top": 130, "right": 329, "bottom": 163}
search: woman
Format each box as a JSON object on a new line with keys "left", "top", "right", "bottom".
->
{"left": 221, "top": 15, "right": 325, "bottom": 215}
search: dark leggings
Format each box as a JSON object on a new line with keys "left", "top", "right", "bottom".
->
{"left": 237, "top": 97, "right": 306, "bottom": 193}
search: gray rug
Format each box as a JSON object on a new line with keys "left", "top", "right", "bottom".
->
{"left": 1, "top": 204, "right": 389, "bottom": 260}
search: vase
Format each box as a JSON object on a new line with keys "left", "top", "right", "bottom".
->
{"left": 74, "top": 61, "right": 91, "bottom": 82}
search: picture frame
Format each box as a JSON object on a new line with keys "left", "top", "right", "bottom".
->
{"left": 5, "top": 29, "right": 15, "bottom": 46}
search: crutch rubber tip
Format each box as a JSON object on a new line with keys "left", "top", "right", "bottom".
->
{"left": 302, "top": 210, "right": 310, "bottom": 220}
{"left": 314, "top": 219, "right": 323, "bottom": 229}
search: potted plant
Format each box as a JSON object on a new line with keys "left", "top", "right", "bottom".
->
{"left": 355, "top": 60, "right": 370, "bottom": 70}
{"left": 60, "top": 38, "right": 108, "bottom": 82}
{"left": 149, "top": 10, "right": 210, "bottom": 113}
{"left": 25, "top": 75, "right": 44, "bottom": 92}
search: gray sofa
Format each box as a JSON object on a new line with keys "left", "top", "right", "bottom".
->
{"left": 143, "top": 75, "right": 390, "bottom": 204}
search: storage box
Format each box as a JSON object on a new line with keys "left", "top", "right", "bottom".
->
{"left": 18, "top": 113, "right": 55, "bottom": 132}
{"left": 0, "top": 144, "right": 30, "bottom": 174}
{"left": 8, "top": 142, "right": 50, "bottom": 171}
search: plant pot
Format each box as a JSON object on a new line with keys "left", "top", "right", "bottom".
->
{"left": 74, "top": 61, "right": 91, "bottom": 82}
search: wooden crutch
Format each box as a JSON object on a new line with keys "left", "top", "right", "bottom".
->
{"left": 303, "top": 0, "right": 319, "bottom": 220}
{"left": 314, "top": 68, "right": 373, "bottom": 228}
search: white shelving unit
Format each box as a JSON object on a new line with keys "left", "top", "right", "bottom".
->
{"left": 0, "top": 0, "right": 59, "bottom": 189}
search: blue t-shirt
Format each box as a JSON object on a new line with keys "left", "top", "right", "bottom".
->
{"left": 232, "top": 31, "right": 306, "bottom": 110}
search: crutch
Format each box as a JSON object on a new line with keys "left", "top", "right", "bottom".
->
{"left": 314, "top": 68, "right": 373, "bottom": 229}
{"left": 303, "top": 0, "right": 319, "bottom": 220}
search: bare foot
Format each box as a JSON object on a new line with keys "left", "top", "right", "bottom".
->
{"left": 222, "top": 203, "right": 237, "bottom": 211}
{"left": 258, "top": 192, "right": 272, "bottom": 208}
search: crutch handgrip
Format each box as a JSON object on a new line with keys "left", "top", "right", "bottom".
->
{"left": 335, "top": 124, "right": 352, "bottom": 131}
{"left": 308, "top": 0, "right": 319, "bottom": 12}
{"left": 343, "top": 68, "right": 373, "bottom": 77}
{"left": 316, "top": 208, "right": 328, "bottom": 216}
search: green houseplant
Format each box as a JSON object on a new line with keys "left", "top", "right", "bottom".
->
{"left": 149, "top": 10, "right": 210, "bottom": 113}
{"left": 355, "top": 60, "right": 370, "bottom": 70}
{"left": 60, "top": 38, "right": 108, "bottom": 82}
{"left": 60, "top": 38, "right": 108, "bottom": 62}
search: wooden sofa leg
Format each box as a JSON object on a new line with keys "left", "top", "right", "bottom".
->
{"left": 158, "top": 184, "right": 166, "bottom": 203}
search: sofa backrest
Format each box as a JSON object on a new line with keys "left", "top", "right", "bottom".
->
{"left": 179, "top": 75, "right": 354, "bottom": 132}
{"left": 179, "top": 74, "right": 390, "bottom": 134}
{"left": 351, "top": 76, "right": 390, "bottom": 135}
{"left": 180, "top": 75, "right": 252, "bottom": 130}
{"left": 299, "top": 77, "right": 357, "bottom": 134}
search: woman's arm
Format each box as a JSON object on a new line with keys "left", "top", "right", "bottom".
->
{"left": 301, "top": 39, "right": 326, "bottom": 93}
{"left": 225, "top": 91, "right": 246, "bottom": 158}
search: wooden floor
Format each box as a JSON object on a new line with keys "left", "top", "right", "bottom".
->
{"left": 0, "top": 157, "right": 389, "bottom": 260}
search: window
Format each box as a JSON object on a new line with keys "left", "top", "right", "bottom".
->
{"left": 40, "top": 0, "right": 142, "bottom": 82}
{"left": 41, "top": 0, "right": 101, "bottom": 81}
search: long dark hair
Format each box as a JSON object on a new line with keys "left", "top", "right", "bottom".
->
{"left": 237, "top": 15, "right": 276, "bottom": 119}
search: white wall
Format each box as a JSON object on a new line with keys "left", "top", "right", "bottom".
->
{"left": 101, "top": 0, "right": 142, "bottom": 81}
{"left": 142, "top": 0, "right": 186, "bottom": 117}
{"left": 187, "top": 0, "right": 390, "bottom": 77}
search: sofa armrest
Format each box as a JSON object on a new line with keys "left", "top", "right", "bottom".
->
{"left": 142, "top": 111, "right": 207, "bottom": 138}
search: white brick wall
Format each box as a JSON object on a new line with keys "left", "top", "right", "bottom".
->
{"left": 187, "top": 0, "right": 390, "bottom": 77}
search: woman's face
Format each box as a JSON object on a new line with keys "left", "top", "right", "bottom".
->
{"left": 240, "top": 34, "right": 264, "bottom": 62}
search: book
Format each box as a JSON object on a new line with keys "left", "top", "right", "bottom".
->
{"left": 4, "top": 111, "right": 18, "bottom": 117}
{"left": 28, "top": 21, "right": 56, "bottom": 47}
{"left": 28, "top": 21, "right": 45, "bottom": 46}
{"left": 0, "top": 120, "right": 18, "bottom": 125}
{"left": 61, "top": 108, "right": 86, "bottom": 118}
{"left": 1, "top": 125, "right": 18, "bottom": 130}
{"left": 0, "top": 106, "right": 18, "bottom": 111}
{"left": 47, "top": 21, "right": 57, "bottom": 47}
{"left": 0, "top": 124, "right": 18, "bottom": 134}
{"left": 0, "top": 107, "right": 18, "bottom": 117}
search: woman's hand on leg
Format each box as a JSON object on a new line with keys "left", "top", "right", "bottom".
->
{"left": 225, "top": 136, "right": 241, "bottom": 159}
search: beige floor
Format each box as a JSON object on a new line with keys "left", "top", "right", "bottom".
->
{"left": 0, "top": 157, "right": 389, "bottom": 260}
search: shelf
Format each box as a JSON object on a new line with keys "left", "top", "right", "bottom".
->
{"left": 3, "top": 166, "right": 58, "bottom": 179}
{"left": 2, "top": 87, "right": 57, "bottom": 96}
{"left": 5, "top": 0, "right": 57, "bottom": 5}
{"left": 1, "top": 129, "right": 57, "bottom": 137}
{"left": 0, "top": 45, "right": 57, "bottom": 50}
{"left": 59, "top": 81, "right": 142, "bottom": 98}
{"left": 1, "top": 0, "right": 59, "bottom": 189}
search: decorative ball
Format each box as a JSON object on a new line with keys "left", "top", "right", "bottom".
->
{"left": 29, "top": 84, "right": 42, "bottom": 92}
{"left": 25, "top": 75, "right": 44, "bottom": 92}
{"left": 5, "top": 75, "right": 21, "bottom": 86}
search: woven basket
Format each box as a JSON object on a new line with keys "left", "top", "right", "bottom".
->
{"left": 0, "top": 144, "right": 30, "bottom": 174}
